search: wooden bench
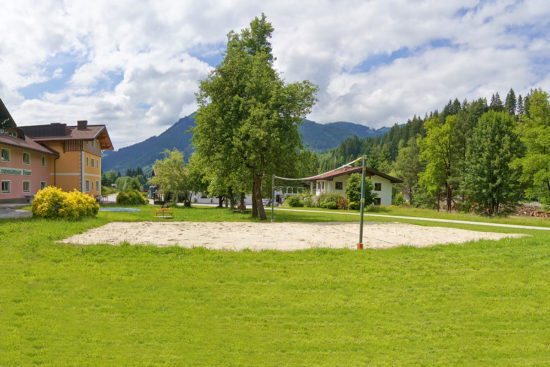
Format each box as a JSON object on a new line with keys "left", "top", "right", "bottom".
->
{"left": 155, "top": 204, "right": 173, "bottom": 219}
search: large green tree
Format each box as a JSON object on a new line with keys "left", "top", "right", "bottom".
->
{"left": 464, "top": 111, "right": 523, "bottom": 215}
{"left": 193, "top": 14, "right": 317, "bottom": 219}
{"left": 150, "top": 149, "right": 193, "bottom": 206}
{"left": 515, "top": 89, "right": 550, "bottom": 208}
{"left": 419, "top": 115, "right": 462, "bottom": 211}
{"left": 393, "top": 137, "right": 423, "bottom": 205}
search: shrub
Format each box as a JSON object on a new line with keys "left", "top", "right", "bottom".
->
{"left": 116, "top": 190, "right": 148, "bottom": 205}
{"left": 319, "top": 193, "right": 345, "bottom": 210}
{"left": 32, "top": 186, "right": 99, "bottom": 220}
{"left": 366, "top": 204, "right": 388, "bottom": 213}
{"left": 337, "top": 196, "right": 349, "bottom": 210}
{"left": 348, "top": 201, "right": 360, "bottom": 210}
{"left": 285, "top": 195, "right": 304, "bottom": 207}
{"left": 302, "top": 194, "right": 317, "bottom": 208}
{"left": 393, "top": 192, "right": 405, "bottom": 206}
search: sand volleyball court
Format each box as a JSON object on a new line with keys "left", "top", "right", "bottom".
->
{"left": 61, "top": 221, "right": 524, "bottom": 250}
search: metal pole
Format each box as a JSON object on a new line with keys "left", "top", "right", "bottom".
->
{"left": 271, "top": 175, "right": 275, "bottom": 222}
{"left": 358, "top": 156, "right": 366, "bottom": 250}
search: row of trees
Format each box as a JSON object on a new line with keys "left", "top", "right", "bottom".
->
{"left": 399, "top": 89, "right": 549, "bottom": 214}
{"left": 320, "top": 88, "right": 549, "bottom": 215}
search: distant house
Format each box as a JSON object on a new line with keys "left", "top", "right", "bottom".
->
{"left": 0, "top": 99, "right": 113, "bottom": 202}
{"left": 307, "top": 166, "right": 402, "bottom": 206}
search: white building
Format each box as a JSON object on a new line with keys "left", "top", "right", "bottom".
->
{"left": 308, "top": 166, "right": 402, "bottom": 206}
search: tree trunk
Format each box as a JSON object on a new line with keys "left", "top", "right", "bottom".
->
{"left": 228, "top": 188, "right": 236, "bottom": 210}
{"left": 251, "top": 180, "right": 258, "bottom": 217}
{"left": 445, "top": 182, "right": 452, "bottom": 212}
{"left": 253, "top": 173, "right": 267, "bottom": 220}
{"left": 218, "top": 196, "right": 224, "bottom": 208}
{"left": 239, "top": 193, "right": 246, "bottom": 212}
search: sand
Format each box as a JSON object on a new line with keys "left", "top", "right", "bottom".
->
{"left": 60, "top": 221, "right": 524, "bottom": 251}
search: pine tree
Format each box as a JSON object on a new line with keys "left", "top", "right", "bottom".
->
{"left": 517, "top": 95, "right": 524, "bottom": 115}
{"left": 490, "top": 92, "right": 504, "bottom": 111}
{"left": 505, "top": 88, "right": 517, "bottom": 115}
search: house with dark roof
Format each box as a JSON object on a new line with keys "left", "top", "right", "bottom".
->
{"left": 307, "top": 165, "right": 402, "bottom": 206}
{"left": 0, "top": 99, "right": 113, "bottom": 202}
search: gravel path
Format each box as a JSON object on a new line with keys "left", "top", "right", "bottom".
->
{"left": 275, "top": 208, "right": 550, "bottom": 231}
{"left": 61, "top": 221, "right": 524, "bottom": 251}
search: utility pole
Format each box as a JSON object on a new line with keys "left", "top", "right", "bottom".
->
{"left": 358, "top": 156, "right": 366, "bottom": 250}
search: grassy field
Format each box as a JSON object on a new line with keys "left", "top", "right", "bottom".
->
{"left": 1, "top": 206, "right": 549, "bottom": 365}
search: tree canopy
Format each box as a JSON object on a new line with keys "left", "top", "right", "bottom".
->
{"left": 193, "top": 14, "right": 317, "bottom": 219}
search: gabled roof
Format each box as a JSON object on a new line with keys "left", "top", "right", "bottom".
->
{"left": 20, "top": 123, "right": 114, "bottom": 150}
{"left": 0, "top": 98, "right": 17, "bottom": 129}
{"left": 0, "top": 130, "right": 59, "bottom": 156}
{"left": 310, "top": 165, "right": 402, "bottom": 183}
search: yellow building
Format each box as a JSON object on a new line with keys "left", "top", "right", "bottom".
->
{"left": 21, "top": 121, "right": 113, "bottom": 197}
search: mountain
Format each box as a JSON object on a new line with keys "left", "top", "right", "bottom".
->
{"left": 102, "top": 114, "right": 388, "bottom": 173}
{"left": 300, "top": 120, "right": 388, "bottom": 151}
{"left": 102, "top": 114, "right": 195, "bottom": 173}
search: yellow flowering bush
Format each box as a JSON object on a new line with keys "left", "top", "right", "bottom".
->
{"left": 32, "top": 186, "right": 99, "bottom": 220}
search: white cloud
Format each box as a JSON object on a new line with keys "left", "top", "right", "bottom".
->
{"left": 0, "top": 0, "right": 548, "bottom": 148}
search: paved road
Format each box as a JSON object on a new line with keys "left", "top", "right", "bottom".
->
{"left": 275, "top": 208, "right": 550, "bottom": 231}
{"left": 0, "top": 207, "right": 32, "bottom": 219}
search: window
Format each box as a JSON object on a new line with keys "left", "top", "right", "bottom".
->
{"left": 321, "top": 181, "right": 325, "bottom": 190}
{"left": 41, "top": 156, "right": 46, "bottom": 166}
{"left": 374, "top": 198, "right": 381, "bottom": 206}
{"left": 86, "top": 157, "right": 89, "bottom": 166}
{"left": 1, "top": 181, "right": 10, "bottom": 193}
{"left": 23, "top": 152, "right": 31, "bottom": 164}
{"left": 91, "top": 181, "right": 94, "bottom": 190}
{"left": 40, "top": 181, "right": 47, "bottom": 189}
{"left": 1, "top": 148, "right": 10, "bottom": 161}
{"left": 23, "top": 181, "right": 30, "bottom": 193}
{"left": 85, "top": 180, "right": 90, "bottom": 192}
{"left": 91, "top": 158, "right": 95, "bottom": 167}
{"left": 96, "top": 181, "right": 100, "bottom": 190}
{"left": 317, "top": 182, "right": 320, "bottom": 189}
{"left": 335, "top": 181, "right": 343, "bottom": 190}
{"left": 374, "top": 183, "right": 382, "bottom": 191}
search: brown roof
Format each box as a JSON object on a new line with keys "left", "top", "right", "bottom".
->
{"left": 21, "top": 124, "right": 114, "bottom": 150}
{"left": 310, "top": 165, "right": 402, "bottom": 183}
{"left": 0, "top": 133, "right": 59, "bottom": 156}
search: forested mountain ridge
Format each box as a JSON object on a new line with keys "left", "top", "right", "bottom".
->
{"left": 300, "top": 120, "right": 388, "bottom": 151}
{"left": 102, "top": 115, "right": 387, "bottom": 173}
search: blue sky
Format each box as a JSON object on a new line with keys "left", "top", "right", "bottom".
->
{"left": 1, "top": 0, "right": 549, "bottom": 148}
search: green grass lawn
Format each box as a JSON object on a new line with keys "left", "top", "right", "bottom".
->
{"left": 1, "top": 206, "right": 549, "bottom": 365}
